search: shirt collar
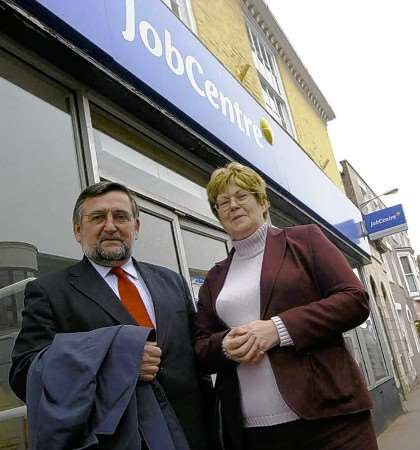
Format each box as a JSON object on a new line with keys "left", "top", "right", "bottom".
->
{"left": 88, "top": 257, "right": 138, "bottom": 281}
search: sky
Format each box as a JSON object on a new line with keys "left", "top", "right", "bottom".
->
{"left": 265, "top": 0, "right": 420, "bottom": 255}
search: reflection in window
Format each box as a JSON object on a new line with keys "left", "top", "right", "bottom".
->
{"left": 0, "top": 272, "right": 34, "bottom": 334}
{"left": 133, "top": 210, "right": 180, "bottom": 273}
{"left": 181, "top": 229, "right": 227, "bottom": 300}
{"left": 0, "top": 50, "right": 82, "bottom": 449}
{"left": 0, "top": 50, "right": 82, "bottom": 263}
{"left": 0, "top": 279, "right": 31, "bottom": 450}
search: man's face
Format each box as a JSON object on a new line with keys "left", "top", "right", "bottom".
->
{"left": 73, "top": 191, "right": 139, "bottom": 266}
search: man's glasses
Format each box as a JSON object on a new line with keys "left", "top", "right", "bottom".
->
{"left": 82, "top": 210, "right": 133, "bottom": 225}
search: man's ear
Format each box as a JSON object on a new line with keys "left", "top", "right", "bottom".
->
{"left": 74, "top": 222, "right": 82, "bottom": 243}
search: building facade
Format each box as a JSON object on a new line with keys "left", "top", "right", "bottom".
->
{"left": 0, "top": 0, "right": 403, "bottom": 447}
{"left": 341, "top": 160, "right": 420, "bottom": 401}
{"left": 190, "top": 0, "right": 344, "bottom": 189}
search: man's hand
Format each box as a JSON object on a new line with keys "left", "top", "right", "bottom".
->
{"left": 242, "top": 320, "right": 280, "bottom": 352}
{"left": 222, "top": 327, "right": 264, "bottom": 365}
{"left": 140, "top": 341, "right": 161, "bottom": 381}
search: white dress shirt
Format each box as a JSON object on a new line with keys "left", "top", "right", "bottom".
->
{"left": 89, "top": 258, "right": 156, "bottom": 327}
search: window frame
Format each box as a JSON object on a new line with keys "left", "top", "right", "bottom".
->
{"left": 161, "top": 0, "right": 197, "bottom": 33}
{"left": 135, "top": 197, "right": 184, "bottom": 275}
{"left": 178, "top": 219, "right": 229, "bottom": 300}
{"left": 399, "top": 253, "right": 420, "bottom": 296}
{"left": 260, "top": 78, "right": 293, "bottom": 132}
{"left": 244, "top": 17, "right": 296, "bottom": 136}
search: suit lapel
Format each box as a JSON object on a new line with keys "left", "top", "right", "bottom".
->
{"left": 68, "top": 257, "right": 137, "bottom": 325}
{"left": 135, "top": 261, "right": 170, "bottom": 349}
{"left": 260, "top": 227, "right": 287, "bottom": 318}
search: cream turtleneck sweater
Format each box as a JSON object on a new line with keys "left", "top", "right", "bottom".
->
{"left": 216, "top": 223, "right": 299, "bottom": 427}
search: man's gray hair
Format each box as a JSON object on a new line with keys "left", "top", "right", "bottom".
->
{"left": 72, "top": 181, "right": 140, "bottom": 224}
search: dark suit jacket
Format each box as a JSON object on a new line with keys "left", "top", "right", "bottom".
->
{"left": 27, "top": 325, "right": 190, "bottom": 450}
{"left": 10, "top": 257, "right": 210, "bottom": 450}
{"left": 194, "top": 224, "right": 373, "bottom": 449}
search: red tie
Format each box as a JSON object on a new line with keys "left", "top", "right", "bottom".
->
{"left": 111, "top": 267, "right": 154, "bottom": 328}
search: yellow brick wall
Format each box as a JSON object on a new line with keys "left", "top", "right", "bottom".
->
{"left": 191, "top": 0, "right": 343, "bottom": 190}
{"left": 191, "top": 0, "right": 264, "bottom": 105}
{"left": 277, "top": 57, "right": 344, "bottom": 190}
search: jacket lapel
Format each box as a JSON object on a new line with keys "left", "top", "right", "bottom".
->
{"left": 207, "top": 227, "right": 287, "bottom": 320}
{"left": 209, "top": 253, "right": 235, "bottom": 320}
{"left": 260, "top": 227, "right": 287, "bottom": 318}
{"left": 68, "top": 257, "right": 137, "bottom": 325}
{"left": 135, "top": 261, "right": 170, "bottom": 349}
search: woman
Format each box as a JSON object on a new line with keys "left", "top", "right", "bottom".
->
{"left": 193, "top": 162, "right": 378, "bottom": 450}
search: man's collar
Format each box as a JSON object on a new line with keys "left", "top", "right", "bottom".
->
{"left": 88, "top": 257, "right": 138, "bottom": 280}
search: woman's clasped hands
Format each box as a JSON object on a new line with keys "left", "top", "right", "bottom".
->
{"left": 222, "top": 319, "right": 280, "bottom": 364}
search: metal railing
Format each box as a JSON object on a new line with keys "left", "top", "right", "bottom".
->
{"left": 0, "top": 278, "right": 35, "bottom": 423}
{"left": 0, "top": 278, "right": 36, "bottom": 301}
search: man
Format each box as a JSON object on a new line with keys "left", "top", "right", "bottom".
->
{"left": 10, "top": 181, "right": 211, "bottom": 450}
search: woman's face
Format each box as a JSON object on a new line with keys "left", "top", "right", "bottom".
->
{"left": 215, "top": 182, "right": 267, "bottom": 241}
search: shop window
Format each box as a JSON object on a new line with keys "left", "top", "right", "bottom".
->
{"left": 91, "top": 107, "right": 215, "bottom": 222}
{"left": 358, "top": 315, "right": 388, "bottom": 383}
{"left": 343, "top": 330, "right": 369, "bottom": 383}
{"left": 0, "top": 50, "right": 82, "bottom": 265}
{"left": 399, "top": 255, "right": 419, "bottom": 295}
{"left": 161, "top": 0, "right": 196, "bottom": 31}
{"left": 0, "top": 49, "right": 83, "bottom": 448}
{"left": 181, "top": 226, "right": 228, "bottom": 300}
{"left": 133, "top": 207, "right": 181, "bottom": 274}
{"left": 358, "top": 279, "right": 389, "bottom": 385}
{"left": 245, "top": 20, "right": 294, "bottom": 135}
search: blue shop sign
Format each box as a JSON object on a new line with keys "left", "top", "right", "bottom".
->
{"left": 364, "top": 204, "right": 408, "bottom": 240}
{"left": 30, "top": 0, "right": 369, "bottom": 253}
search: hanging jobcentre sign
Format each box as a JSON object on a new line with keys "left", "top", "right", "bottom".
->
{"left": 364, "top": 204, "right": 408, "bottom": 240}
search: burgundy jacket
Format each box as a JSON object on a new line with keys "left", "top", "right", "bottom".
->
{"left": 193, "top": 224, "right": 373, "bottom": 449}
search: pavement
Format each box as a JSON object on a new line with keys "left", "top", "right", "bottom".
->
{"left": 378, "top": 387, "right": 420, "bottom": 450}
